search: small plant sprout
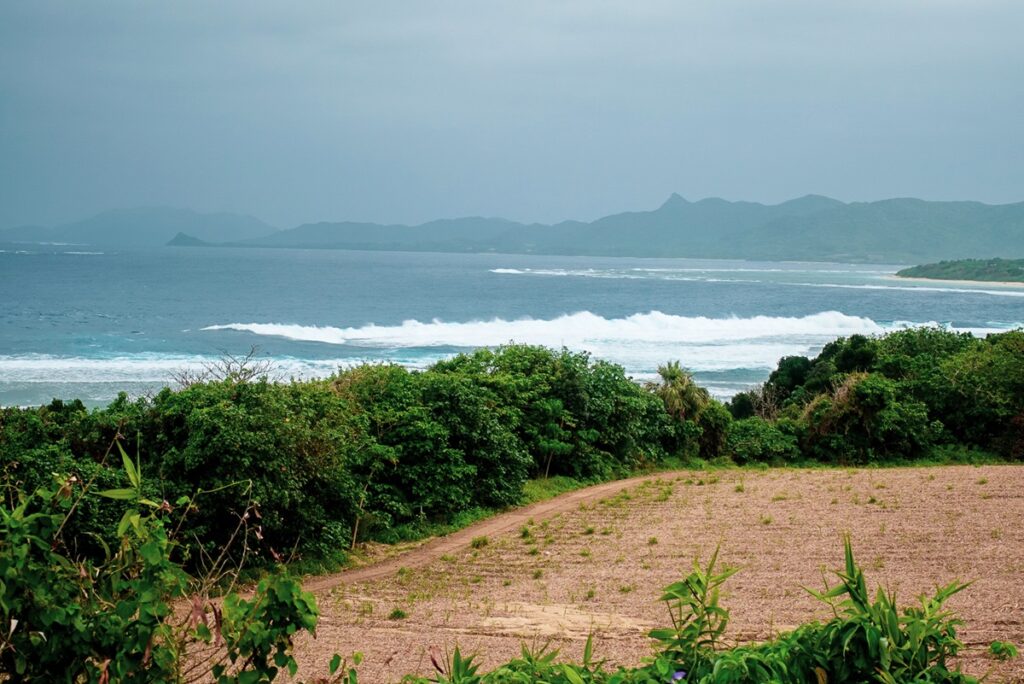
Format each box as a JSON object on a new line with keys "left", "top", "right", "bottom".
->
{"left": 388, "top": 608, "right": 407, "bottom": 620}
{"left": 470, "top": 536, "right": 488, "bottom": 549}
{"left": 989, "top": 640, "right": 1019, "bottom": 660}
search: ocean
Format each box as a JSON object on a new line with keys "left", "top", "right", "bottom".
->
{"left": 2, "top": 245, "right": 1022, "bottom": 407}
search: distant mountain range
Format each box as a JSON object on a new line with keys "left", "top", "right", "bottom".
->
{"left": 0, "top": 207, "right": 273, "bottom": 248}
{"left": 5, "top": 196, "right": 1024, "bottom": 263}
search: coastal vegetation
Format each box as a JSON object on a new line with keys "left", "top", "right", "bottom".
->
{"left": 2, "top": 328, "right": 1022, "bottom": 573}
{"left": 2, "top": 327, "right": 1023, "bottom": 680}
{"left": 896, "top": 258, "right": 1024, "bottom": 283}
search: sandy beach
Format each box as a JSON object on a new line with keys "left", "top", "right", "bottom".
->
{"left": 887, "top": 274, "right": 1024, "bottom": 288}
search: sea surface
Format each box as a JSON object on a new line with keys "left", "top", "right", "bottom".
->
{"left": 2, "top": 245, "right": 1022, "bottom": 407}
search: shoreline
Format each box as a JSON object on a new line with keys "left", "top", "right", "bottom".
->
{"left": 886, "top": 274, "right": 1024, "bottom": 288}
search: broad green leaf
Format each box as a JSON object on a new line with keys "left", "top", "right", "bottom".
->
{"left": 98, "top": 488, "right": 136, "bottom": 500}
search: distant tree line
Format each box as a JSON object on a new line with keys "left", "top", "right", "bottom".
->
{"left": 896, "top": 257, "right": 1024, "bottom": 283}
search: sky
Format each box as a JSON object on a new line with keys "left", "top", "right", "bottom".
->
{"left": 1, "top": 1, "right": 1022, "bottom": 229}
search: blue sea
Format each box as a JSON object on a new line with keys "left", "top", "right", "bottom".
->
{"left": 2, "top": 245, "right": 1022, "bottom": 407}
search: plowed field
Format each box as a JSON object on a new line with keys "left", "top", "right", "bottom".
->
{"left": 294, "top": 466, "right": 1024, "bottom": 682}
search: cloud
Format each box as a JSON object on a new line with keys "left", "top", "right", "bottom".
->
{"left": 1, "top": 1, "right": 1022, "bottom": 228}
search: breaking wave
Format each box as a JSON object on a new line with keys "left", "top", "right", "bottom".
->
{"left": 201, "top": 311, "right": 1015, "bottom": 374}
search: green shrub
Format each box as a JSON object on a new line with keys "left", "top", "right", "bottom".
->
{"left": 726, "top": 417, "right": 800, "bottom": 464}
{"left": 0, "top": 459, "right": 355, "bottom": 682}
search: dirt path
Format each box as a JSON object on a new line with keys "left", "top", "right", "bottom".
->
{"left": 295, "top": 466, "right": 1024, "bottom": 683}
{"left": 302, "top": 472, "right": 676, "bottom": 594}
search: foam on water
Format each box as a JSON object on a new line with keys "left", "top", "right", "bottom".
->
{"left": 199, "top": 310, "right": 1018, "bottom": 376}
{"left": 0, "top": 354, "right": 361, "bottom": 384}
{"left": 203, "top": 310, "right": 891, "bottom": 347}
{"left": 489, "top": 266, "right": 1024, "bottom": 297}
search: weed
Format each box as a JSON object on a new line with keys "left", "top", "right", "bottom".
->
{"left": 532, "top": 569, "right": 543, "bottom": 580}
{"left": 388, "top": 608, "right": 407, "bottom": 620}
{"left": 976, "top": 477, "right": 988, "bottom": 485}
{"left": 580, "top": 548, "right": 591, "bottom": 558}
{"left": 582, "top": 525, "right": 595, "bottom": 535}
{"left": 648, "top": 536, "right": 659, "bottom": 546}
{"left": 734, "top": 482, "right": 745, "bottom": 493}
{"left": 619, "top": 584, "right": 635, "bottom": 593}
{"left": 759, "top": 514, "right": 773, "bottom": 525}
{"left": 586, "top": 588, "right": 596, "bottom": 600}
{"left": 470, "top": 536, "right": 488, "bottom": 549}
{"left": 989, "top": 640, "right": 1019, "bottom": 660}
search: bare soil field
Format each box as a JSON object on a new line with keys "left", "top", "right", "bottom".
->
{"left": 295, "top": 466, "right": 1024, "bottom": 682}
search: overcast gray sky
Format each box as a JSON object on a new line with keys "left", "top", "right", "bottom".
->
{"left": 1, "top": 1, "right": 1021, "bottom": 229}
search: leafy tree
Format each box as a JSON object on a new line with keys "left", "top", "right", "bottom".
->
{"left": 726, "top": 417, "right": 800, "bottom": 464}
{"left": 652, "top": 361, "right": 709, "bottom": 422}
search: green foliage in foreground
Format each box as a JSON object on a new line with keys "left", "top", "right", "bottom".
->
{"left": 403, "top": 538, "right": 978, "bottom": 684}
{"left": 897, "top": 258, "right": 1024, "bottom": 283}
{"left": 0, "top": 462, "right": 358, "bottom": 683}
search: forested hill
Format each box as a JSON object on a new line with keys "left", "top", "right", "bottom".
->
{"left": 228, "top": 195, "right": 1024, "bottom": 263}
{"left": 896, "top": 258, "right": 1024, "bottom": 283}
{"left": 6, "top": 196, "right": 1024, "bottom": 263}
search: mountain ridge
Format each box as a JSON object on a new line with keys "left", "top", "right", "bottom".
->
{"left": 4, "top": 196, "right": 1023, "bottom": 263}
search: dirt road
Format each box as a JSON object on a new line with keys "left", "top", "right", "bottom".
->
{"left": 295, "top": 466, "right": 1024, "bottom": 683}
{"left": 302, "top": 471, "right": 675, "bottom": 593}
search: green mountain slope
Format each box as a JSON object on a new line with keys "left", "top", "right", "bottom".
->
{"left": 234, "top": 195, "right": 1024, "bottom": 263}
{"left": 8, "top": 196, "right": 1024, "bottom": 262}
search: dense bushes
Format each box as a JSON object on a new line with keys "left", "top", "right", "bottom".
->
{"left": 726, "top": 418, "right": 799, "bottom": 464}
{"left": 728, "top": 328, "right": 1024, "bottom": 464}
{"left": 1, "top": 346, "right": 675, "bottom": 569}
{"left": 2, "top": 329, "right": 1023, "bottom": 571}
